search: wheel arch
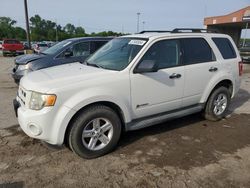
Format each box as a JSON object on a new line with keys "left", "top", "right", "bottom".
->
{"left": 201, "top": 78, "right": 234, "bottom": 104}
{"left": 64, "top": 101, "right": 127, "bottom": 145}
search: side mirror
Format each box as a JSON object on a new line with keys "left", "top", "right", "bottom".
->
{"left": 64, "top": 50, "right": 73, "bottom": 57}
{"left": 134, "top": 60, "right": 158, "bottom": 73}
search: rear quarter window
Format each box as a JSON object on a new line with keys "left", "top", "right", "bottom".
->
{"left": 212, "top": 38, "right": 236, "bottom": 59}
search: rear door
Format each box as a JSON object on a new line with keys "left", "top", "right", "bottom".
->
{"left": 181, "top": 37, "right": 220, "bottom": 107}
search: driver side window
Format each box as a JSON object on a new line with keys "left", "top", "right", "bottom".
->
{"left": 72, "top": 42, "right": 90, "bottom": 57}
{"left": 140, "top": 39, "right": 180, "bottom": 69}
{"left": 59, "top": 42, "right": 90, "bottom": 58}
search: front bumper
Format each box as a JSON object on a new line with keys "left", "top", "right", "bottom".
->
{"left": 3, "top": 50, "right": 24, "bottom": 55}
{"left": 15, "top": 96, "right": 76, "bottom": 145}
{"left": 13, "top": 99, "right": 20, "bottom": 117}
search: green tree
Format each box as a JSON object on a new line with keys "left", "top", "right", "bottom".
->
{"left": 14, "top": 27, "right": 26, "bottom": 40}
{"left": 0, "top": 17, "right": 17, "bottom": 39}
{"left": 75, "top": 26, "right": 86, "bottom": 37}
{"left": 0, "top": 17, "right": 26, "bottom": 40}
{"left": 64, "top": 23, "right": 75, "bottom": 35}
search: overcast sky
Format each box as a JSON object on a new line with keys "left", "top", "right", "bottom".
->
{"left": 1, "top": 0, "right": 249, "bottom": 34}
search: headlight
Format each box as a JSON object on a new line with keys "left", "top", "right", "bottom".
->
{"left": 29, "top": 91, "right": 57, "bottom": 110}
{"left": 17, "top": 64, "right": 30, "bottom": 71}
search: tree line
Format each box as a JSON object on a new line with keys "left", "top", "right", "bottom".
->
{"left": 0, "top": 15, "right": 124, "bottom": 41}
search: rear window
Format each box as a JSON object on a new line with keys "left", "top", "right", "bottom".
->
{"left": 212, "top": 38, "right": 236, "bottom": 59}
{"left": 4, "top": 40, "right": 20, "bottom": 44}
{"left": 182, "top": 38, "right": 215, "bottom": 65}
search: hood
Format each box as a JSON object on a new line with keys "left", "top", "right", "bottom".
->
{"left": 15, "top": 54, "right": 46, "bottom": 65}
{"left": 20, "top": 62, "right": 116, "bottom": 92}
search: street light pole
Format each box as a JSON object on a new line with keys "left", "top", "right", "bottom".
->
{"left": 24, "top": 0, "right": 31, "bottom": 49}
{"left": 137, "top": 12, "right": 141, "bottom": 33}
{"left": 142, "top": 21, "right": 145, "bottom": 31}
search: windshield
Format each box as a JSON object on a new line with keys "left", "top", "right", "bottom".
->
{"left": 43, "top": 40, "right": 72, "bottom": 55}
{"left": 87, "top": 38, "right": 147, "bottom": 71}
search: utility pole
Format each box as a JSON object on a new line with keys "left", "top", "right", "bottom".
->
{"left": 24, "top": 0, "right": 31, "bottom": 49}
{"left": 137, "top": 12, "right": 141, "bottom": 33}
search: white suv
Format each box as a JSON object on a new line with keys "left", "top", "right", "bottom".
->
{"left": 14, "top": 29, "right": 243, "bottom": 158}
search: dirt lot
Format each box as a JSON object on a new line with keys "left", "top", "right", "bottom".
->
{"left": 0, "top": 57, "right": 250, "bottom": 188}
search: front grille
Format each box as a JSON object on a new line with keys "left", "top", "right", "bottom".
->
{"left": 18, "top": 86, "right": 27, "bottom": 106}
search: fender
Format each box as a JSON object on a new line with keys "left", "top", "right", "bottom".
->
{"left": 200, "top": 70, "right": 235, "bottom": 103}
{"left": 49, "top": 87, "right": 132, "bottom": 145}
{"left": 63, "top": 87, "right": 131, "bottom": 122}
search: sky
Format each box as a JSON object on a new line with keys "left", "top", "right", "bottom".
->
{"left": 0, "top": 0, "right": 249, "bottom": 35}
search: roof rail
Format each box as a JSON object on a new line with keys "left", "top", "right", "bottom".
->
{"left": 139, "top": 30, "right": 171, "bottom": 34}
{"left": 171, "top": 28, "right": 220, "bottom": 33}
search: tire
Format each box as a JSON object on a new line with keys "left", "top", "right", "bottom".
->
{"left": 203, "top": 87, "right": 230, "bottom": 121}
{"left": 2, "top": 52, "right": 6, "bottom": 57}
{"left": 68, "top": 105, "right": 122, "bottom": 159}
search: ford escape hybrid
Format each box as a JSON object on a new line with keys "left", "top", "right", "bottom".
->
{"left": 14, "top": 29, "right": 242, "bottom": 158}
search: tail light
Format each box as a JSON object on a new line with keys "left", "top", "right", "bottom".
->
{"left": 238, "top": 61, "right": 243, "bottom": 76}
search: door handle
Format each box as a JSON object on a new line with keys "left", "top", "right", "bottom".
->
{"left": 209, "top": 67, "right": 218, "bottom": 72}
{"left": 169, "top": 73, "right": 182, "bottom": 79}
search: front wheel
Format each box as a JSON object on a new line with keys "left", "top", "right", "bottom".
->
{"left": 203, "top": 87, "right": 231, "bottom": 121}
{"left": 68, "top": 105, "right": 122, "bottom": 159}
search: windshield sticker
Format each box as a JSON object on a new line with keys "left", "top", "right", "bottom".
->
{"left": 63, "top": 41, "right": 72, "bottom": 47}
{"left": 128, "top": 40, "right": 146, "bottom": 46}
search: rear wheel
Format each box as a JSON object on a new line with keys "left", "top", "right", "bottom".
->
{"left": 203, "top": 87, "right": 230, "bottom": 121}
{"left": 68, "top": 105, "right": 121, "bottom": 159}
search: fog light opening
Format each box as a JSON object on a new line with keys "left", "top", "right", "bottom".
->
{"left": 28, "top": 124, "right": 42, "bottom": 136}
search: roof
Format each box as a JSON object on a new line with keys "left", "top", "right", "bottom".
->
{"left": 66, "top": 36, "right": 113, "bottom": 42}
{"left": 122, "top": 31, "right": 227, "bottom": 40}
{"left": 204, "top": 6, "right": 250, "bottom": 28}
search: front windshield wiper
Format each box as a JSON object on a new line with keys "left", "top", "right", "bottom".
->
{"left": 82, "top": 61, "right": 104, "bottom": 69}
{"left": 40, "top": 52, "right": 47, "bottom": 55}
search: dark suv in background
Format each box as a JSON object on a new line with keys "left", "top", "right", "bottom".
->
{"left": 12, "top": 37, "right": 112, "bottom": 83}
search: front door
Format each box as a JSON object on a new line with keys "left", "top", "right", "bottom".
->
{"left": 130, "top": 39, "right": 184, "bottom": 119}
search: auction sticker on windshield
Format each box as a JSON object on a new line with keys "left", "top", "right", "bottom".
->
{"left": 128, "top": 40, "right": 146, "bottom": 46}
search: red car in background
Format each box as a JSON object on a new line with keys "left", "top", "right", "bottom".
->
{"left": 1, "top": 39, "right": 24, "bottom": 56}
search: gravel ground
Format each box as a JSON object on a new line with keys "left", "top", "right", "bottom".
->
{"left": 0, "top": 57, "right": 250, "bottom": 188}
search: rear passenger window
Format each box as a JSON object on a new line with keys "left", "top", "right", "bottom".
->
{"left": 212, "top": 38, "right": 236, "bottom": 59}
{"left": 182, "top": 38, "right": 215, "bottom": 65}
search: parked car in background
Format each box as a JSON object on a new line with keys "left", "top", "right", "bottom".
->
{"left": 33, "top": 43, "right": 49, "bottom": 53}
{"left": 2, "top": 39, "right": 24, "bottom": 56}
{"left": 239, "top": 43, "right": 250, "bottom": 63}
{"left": 12, "top": 37, "right": 112, "bottom": 83}
{"left": 0, "top": 40, "right": 2, "bottom": 50}
{"left": 22, "top": 42, "right": 29, "bottom": 50}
